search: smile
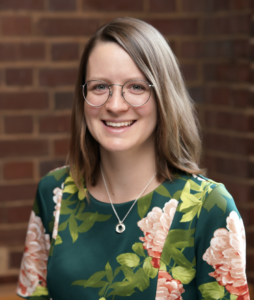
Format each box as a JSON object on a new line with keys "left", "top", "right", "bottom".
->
{"left": 104, "top": 121, "right": 135, "bottom": 128}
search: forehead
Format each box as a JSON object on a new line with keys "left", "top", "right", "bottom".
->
{"left": 86, "top": 42, "right": 146, "bottom": 82}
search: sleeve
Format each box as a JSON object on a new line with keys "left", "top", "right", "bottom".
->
{"left": 16, "top": 182, "right": 52, "bottom": 300}
{"left": 195, "top": 184, "right": 250, "bottom": 300}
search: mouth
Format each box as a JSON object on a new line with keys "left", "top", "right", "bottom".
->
{"left": 103, "top": 120, "right": 136, "bottom": 128}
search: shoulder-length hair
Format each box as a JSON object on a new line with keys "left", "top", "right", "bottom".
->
{"left": 68, "top": 17, "right": 203, "bottom": 191}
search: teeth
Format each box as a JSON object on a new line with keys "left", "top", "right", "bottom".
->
{"left": 105, "top": 121, "right": 134, "bottom": 127}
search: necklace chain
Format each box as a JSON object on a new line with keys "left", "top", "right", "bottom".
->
{"left": 100, "top": 165, "right": 156, "bottom": 233}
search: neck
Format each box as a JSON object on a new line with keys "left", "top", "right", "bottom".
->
{"left": 93, "top": 144, "right": 161, "bottom": 204}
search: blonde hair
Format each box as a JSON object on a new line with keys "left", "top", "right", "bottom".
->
{"left": 68, "top": 17, "right": 202, "bottom": 190}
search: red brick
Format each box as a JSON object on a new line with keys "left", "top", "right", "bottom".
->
{"left": 37, "top": 18, "right": 100, "bottom": 36}
{"left": 204, "top": 63, "right": 250, "bottom": 83}
{"left": 0, "top": 0, "right": 44, "bottom": 10}
{"left": 19, "top": 43, "right": 45, "bottom": 60}
{"left": 3, "top": 161, "right": 33, "bottom": 180}
{"left": 205, "top": 87, "right": 231, "bottom": 106}
{"left": 83, "top": 0, "right": 143, "bottom": 11}
{"left": 206, "top": 0, "right": 230, "bottom": 11}
{"left": 54, "top": 139, "right": 70, "bottom": 156}
{"left": 147, "top": 19, "right": 199, "bottom": 36}
{"left": 0, "top": 228, "right": 27, "bottom": 246}
{"left": 232, "top": 0, "right": 250, "bottom": 9}
{"left": 54, "top": 92, "right": 73, "bottom": 109}
{"left": 49, "top": 0, "right": 76, "bottom": 10}
{"left": 233, "top": 40, "right": 250, "bottom": 59}
{"left": 5, "top": 68, "right": 33, "bottom": 86}
{"left": 232, "top": 90, "right": 251, "bottom": 108}
{"left": 51, "top": 43, "right": 79, "bottom": 61}
{"left": 204, "top": 111, "right": 249, "bottom": 132}
{"left": 9, "top": 252, "right": 23, "bottom": 269}
{"left": 188, "top": 87, "right": 204, "bottom": 103}
{"left": 180, "top": 41, "right": 203, "bottom": 58}
{"left": 149, "top": 0, "right": 176, "bottom": 12}
{"left": 39, "top": 68, "right": 77, "bottom": 87}
{"left": 0, "top": 92, "right": 48, "bottom": 110}
{"left": 0, "top": 183, "right": 37, "bottom": 202}
{"left": 4, "top": 116, "right": 33, "bottom": 134}
{"left": 181, "top": 0, "right": 204, "bottom": 11}
{"left": 203, "top": 133, "right": 254, "bottom": 155}
{"left": 0, "top": 275, "right": 18, "bottom": 284}
{"left": 39, "top": 115, "right": 71, "bottom": 133}
{"left": 0, "top": 140, "right": 48, "bottom": 158}
{"left": 216, "top": 158, "right": 249, "bottom": 178}
{"left": 40, "top": 159, "right": 66, "bottom": 177}
{"left": 4, "top": 205, "right": 32, "bottom": 223}
{"left": 2, "top": 16, "right": 32, "bottom": 36}
{"left": 204, "top": 15, "right": 250, "bottom": 35}
{"left": 180, "top": 64, "right": 198, "bottom": 82}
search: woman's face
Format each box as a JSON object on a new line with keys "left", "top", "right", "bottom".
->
{"left": 84, "top": 42, "right": 157, "bottom": 154}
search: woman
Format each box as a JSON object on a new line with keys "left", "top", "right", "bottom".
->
{"left": 17, "top": 17, "right": 249, "bottom": 300}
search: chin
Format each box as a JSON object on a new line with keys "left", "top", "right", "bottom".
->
{"left": 100, "top": 141, "right": 136, "bottom": 153}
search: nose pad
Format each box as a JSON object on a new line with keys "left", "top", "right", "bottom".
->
{"left": 109, "top": 91, "right": 113, "bottom": 97}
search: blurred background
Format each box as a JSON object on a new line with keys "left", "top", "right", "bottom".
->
{"left": 0, "top": 0, "right": 252, "bottom": 299}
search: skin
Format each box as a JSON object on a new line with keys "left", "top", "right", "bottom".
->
{"left": 85, "top": 42, "right": 161, "bottom": 203}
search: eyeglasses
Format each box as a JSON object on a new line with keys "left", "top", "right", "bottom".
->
{"left": 81, "top": 79, "right": 154, "bottom": 107}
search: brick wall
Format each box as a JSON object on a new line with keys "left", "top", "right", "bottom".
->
{"left": 0, "top": 0, "right": 253, "bottom": 290}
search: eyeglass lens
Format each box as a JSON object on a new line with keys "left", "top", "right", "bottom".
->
{"left": 83, "top": 80, "right": 151, "bottom": 107}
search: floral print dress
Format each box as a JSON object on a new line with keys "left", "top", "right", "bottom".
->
{"left": 16, "top": 166, "right": 249, "bottom": 300}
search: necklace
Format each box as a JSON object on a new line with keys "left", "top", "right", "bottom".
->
{"left": 100, "top": 165, "right": 156, "bottom": 234}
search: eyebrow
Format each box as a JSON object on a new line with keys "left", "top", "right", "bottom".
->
{"left": 86, "top": 77, "right": 148, "bottom": 83}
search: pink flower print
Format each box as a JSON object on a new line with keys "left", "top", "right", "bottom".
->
{"left": 203, "top": 211, "right": 249, "bottom": 299}
{"left": 138, "top": 199, "right": 178, "bottom": 268}
{"left": 156, "top": 271, "right": 185, "bottom": 300}
{"left": 17, "top": 211, "right": 50, "bottom": 297}
{"left": 52, "top": 183, "right": 64, "bottom": 239}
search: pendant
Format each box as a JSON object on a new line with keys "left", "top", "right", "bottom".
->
{"left": 116, "top": 223, "right": 125, "bottom": 233}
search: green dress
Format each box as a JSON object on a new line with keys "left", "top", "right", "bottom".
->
{"left": 16, "top": 166, "right": 249, "bottom": 300}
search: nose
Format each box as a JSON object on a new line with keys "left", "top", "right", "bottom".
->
{"left": 105, "top": 85, "right": 129, "bottom": 113}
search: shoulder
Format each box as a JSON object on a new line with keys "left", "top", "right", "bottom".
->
{"left": 38, "top": 165, "right": 70, "bottom": 195}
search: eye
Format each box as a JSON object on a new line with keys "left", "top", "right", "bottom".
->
{"left": 131, "top": 84, "right": 144, "bottom": 91}
{"left": 94, "top": 84, "right": 107, "bottom": 91}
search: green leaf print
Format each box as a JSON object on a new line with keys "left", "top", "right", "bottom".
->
{"left": 189, "top": 179, "right": 202, "bottom": 192}
{"left": 137, "top": 192, "right": 153, "bottom": 219}
{"left": 63, "top": 184, "right": 78, "bottom": 194}
{"left": 72, "top": 245, "right": 155, "bottom": 299}
{"left": 230, "top": 294, "right": 238, "bottom": 300}
{"left": 203, "top": 185, "right": 228, "bottom": 214}
{"left": 55, "top": 234, "right": 62, "bottom": 245}
{"left": 46, "top": 166, "right": 68, "bottom": 181}
{"left": 134, "top": 268, "right": 150, "bottom": 292}
{"left": 83, "top": 271, "right": 107, "bottom": 288}
{"left": 72, "top": 280, "right": 87, "bottom": 287}
{"left": 198, "top": 282, "right": 225, "bottom": 299}
{"left": 167, "top": 228, "right": 195, "bottom": 248}
{"left": 121, "top": 266, "right": 135, "bottom": 281}
{"left": 57, "top": 179, "right": 111, "bottom": 243}
{"left": 180, "top": 205, "right": 202, "bottom": 222}
{"left": 108, "top": 281, "right": 136, "bottom": 297}
{"left": 172, "top": 190, "right": 182, "bottom": 200}
{"left": 172, "top": 266, "right": 196, "bottom": 284}
{"left": 155, "top": 185, "right": 171, "bottom": 197}
{"left": 143, "top": 257, "right": 158, "bottom": 279}
{"left": 69, "top": 214, "right": 79, "bottom": 243}
{"left": 132, "top": 242, "right": 145, "bottom": 257}
{"left": 33, "top": 198, "right": 40, "bottom": 215}
{"left": 105, "top": 262, "right": 113, "bottom": 283}
{"left": 31, "top": 286, "right": 49, "bottom": 296}
{"left": 99, "top": 284, "right": 109, "bottom": 297}
{"left": 159, "top": 260, "right": 167, "bottom": 271}
{"left": 78, "top": 212, "right": 98, "bottom": 233}
{"left": 116, "top": 253, "right": 140, "bottom": 267}
{"left": 169, "top": 247, "right": 194, "bottom": 269}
